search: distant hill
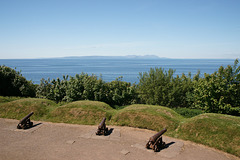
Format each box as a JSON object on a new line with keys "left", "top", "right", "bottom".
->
{"left": 61, "top": 55, "right": 168, "bottom": 59}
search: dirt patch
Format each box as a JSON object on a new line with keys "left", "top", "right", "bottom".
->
{"left": 157, "top": 109, "right": 173, "bottom": 118}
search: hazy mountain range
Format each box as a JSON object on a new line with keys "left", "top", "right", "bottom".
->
{"left": 61, "top": 55, "right": 168, "bottom": 59}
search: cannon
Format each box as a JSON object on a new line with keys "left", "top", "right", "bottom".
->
{"left": 146, "top": 128, "right": 167, "bottom": 152}
{"left": 17, "top": 112, "right": 34, "bottom": 129}
{"left": 96, "top": 117, "right": 108, "bottom": 135}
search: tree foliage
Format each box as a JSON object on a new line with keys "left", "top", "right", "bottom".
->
{"left": 36, "top": 73, "right": 137, "bottom": 106}
{"left": 192, "top": 59, "right": 240, "bottom": 115}
{"left": 137, "top": 68, "right": 196, "bottom": 108}
{"left": 105, "top": 77, "right": 138, "bottom": 106}
{"left": 137, "top": 59, "right": 240, "bottom": 116}
{"left": 0, "top": 65, "right": 36, "bottom": 97}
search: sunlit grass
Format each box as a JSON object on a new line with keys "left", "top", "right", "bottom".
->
{"left": 48, "top": 100, "right": 115, "bottom": 125}
{"left": 0, "top": 97, "right": 56, "bottom": 121}
{"left": 111, "top": 104, "right": 184, "bottom": 136}
{"left": 175, "top": 113, "right": 240, "bottom": 157}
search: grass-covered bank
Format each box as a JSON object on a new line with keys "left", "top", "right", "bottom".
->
{"left": 111, "top": 104, "right": 184, "bottom": 136}
{"left": 0, "top": 96, "right": 239, "bottom": 157}
{"left": 0, "top": 98, "right": 57, "bottom": 121}
{"left": 0, "top": 96, "right": 21, "bottom": 104}
{"left": 175, "top": 113, "right": 240, "bottom": 157}
{"left": 48, "top": 101, "right": 115, "bottom": 125}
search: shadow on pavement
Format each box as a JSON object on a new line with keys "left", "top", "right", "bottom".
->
{"left": 105, "top": 128, "right": 114, "bottom": 136}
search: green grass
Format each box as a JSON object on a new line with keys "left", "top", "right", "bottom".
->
{"left": 111, "top": 104, "right": 184, "bottom": 136}
{"left": 174, "top": 113, "right": 240, "bottom": 157}
{"left": 0, "top": 96, "right": 239, "bottom": 157}
{"left": 0, "top": 96, "right": 21, "bottom": 104}
{"left": 0, "top": 97, "right": 57, "bottom": 121}
{"left": 172, "top": 107, "right": 204, "bottom": 118}
{"left": 48, "top": 100, "right": 116, "bottom": 125}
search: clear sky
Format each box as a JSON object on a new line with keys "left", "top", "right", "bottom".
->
{"left": 0, "top": 0, "right": 240, "bottom": 59}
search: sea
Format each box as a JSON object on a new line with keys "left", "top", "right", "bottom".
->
{"left": 0, "top": 57, "right": 236, "bottom": 84}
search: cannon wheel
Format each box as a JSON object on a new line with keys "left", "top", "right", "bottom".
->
{"left": 161, "top": 142, "right": 166, "bottom": 148}
{"left": 17, "top": 124, "right": 22, "bottom": 129}
{"left": 104, "top": 128, "right": 108, "bottom": 135}
{"left": 154, "top": 145, "right": 159, "bottom": 152}
{"left": 145, "top": 141, "right": 151, "bottom": 149}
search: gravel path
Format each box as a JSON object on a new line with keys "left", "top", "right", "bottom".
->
{"left": 0, "top": 118, "right": 239, "bottom": 160}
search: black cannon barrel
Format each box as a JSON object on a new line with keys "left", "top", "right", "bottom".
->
{"left": 149, "top": 128, "right": 167, "bottom": 142}
{"left": 19, "top": 112, "right": 34, "bottom": 124}
{"left": 98, "top": 117, "right": 106, "bottom": 128}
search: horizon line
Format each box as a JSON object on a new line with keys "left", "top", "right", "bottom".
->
{"left": 0, "top": 55, "right": 237, "bottom": 60}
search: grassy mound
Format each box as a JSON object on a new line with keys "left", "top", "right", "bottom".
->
{"left": 175, "top": 113, "right": 240, "bottom": 157}
{"left": 0, "top": 96, "right": 21, "bottom": 104}
{"left": 49, "top": 100, "right": 115, "bottom": 125}
{"left": 0, "top": 98, "right": 56, "bottom": 120}
{"left": 111, "top": 104, "right": 184, "bottom": 136}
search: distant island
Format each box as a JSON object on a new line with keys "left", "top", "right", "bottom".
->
{"left": 60, "top": 55, "right": 168, "bottom": 59}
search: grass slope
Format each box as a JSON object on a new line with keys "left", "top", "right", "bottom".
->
{"left": 111, "top": 104, "right": 184, "bottom": 136}
{"left": 0, "top": 96, "right": 21, "bottom": 104}
{"left": 175, "top": 113, "right": 240, "bottom": 157}
{"left": 0, "top": 98, "right": 56, "bottom": 120}
{"left": 49, "top": 100, "right": 115, "bottom": 125}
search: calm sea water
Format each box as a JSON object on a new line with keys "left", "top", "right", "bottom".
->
{"left": 0, "top": 58, "right": 235, "bottom": 84}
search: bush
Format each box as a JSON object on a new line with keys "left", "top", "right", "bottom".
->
{"left": 104, "top": 77, "right": 138, "bottom": 106}
{"left": 192, "top": 59, "right": 240, "bottom": 116}
{"left": 0, "top": 65, "right": 36, "bottom": 97}
{"left": 137, "top": 59, "right": 240, "bottom": 116}
{"left": 137, "top": 67, "right": 196, "bottom": 108}
{"left": 172, "top": 108, "right": 203, "bottom": 118}
{"left": 36, "top": 76, "right": 68, "bottom": 103}
{"left": 36, "top": 74, "right": 137, "bottom": 106}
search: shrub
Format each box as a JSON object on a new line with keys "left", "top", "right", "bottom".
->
{"left": 192, "top": 59, "right": 240, "bottom": 116}
{"left": 104, "top": 77, "right": 138, "bottom": 106}
{"left": 137, "top": 68, "right": 195, "bottom": 108}
{"left": 0, "top": 65, "right": 36, "bottom": 97}
{"left": 36, "top": 74, "right": 138, "bottom": 106}
{"left": 172, "top": 107, "right": 203, "bottom": 118}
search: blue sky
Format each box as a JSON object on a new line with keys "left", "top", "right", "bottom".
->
{"left": 0, "top": 0, "right": 239, "bottom": 59}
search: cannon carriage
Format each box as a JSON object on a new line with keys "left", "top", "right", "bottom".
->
{"left": 146, "top": 128, "right": 167, "bottom": 152}
{"left": 96, "top": 117, "right": 108, "bottom": 135}
{"left": 17, "top": 112, "right": 34, "bottom": 129}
